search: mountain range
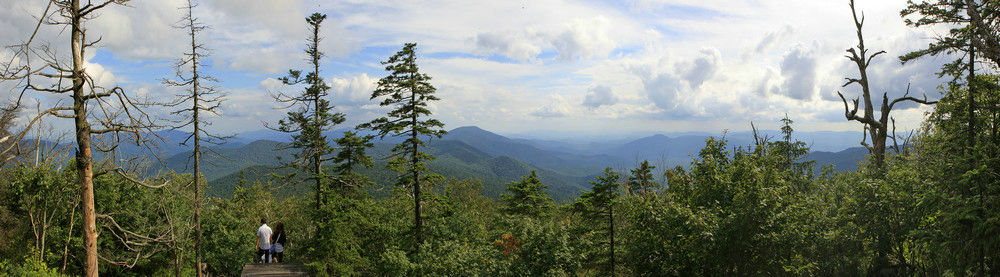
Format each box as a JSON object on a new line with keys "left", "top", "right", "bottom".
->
{"left": 149, "top": 126, "right": 868, "bottom": 202}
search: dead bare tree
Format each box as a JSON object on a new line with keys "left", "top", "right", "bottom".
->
{"left": 0, "top": 1, "right": 176, "bottom": 275}
{"left": 837, "top": 0, "right": 938, "bottom": 168}
{"left": 161, "top": 0, "right": 230, "bottom": 275}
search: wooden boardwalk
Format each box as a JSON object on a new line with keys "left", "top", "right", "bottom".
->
{"left": 241, "top": 263, "right": 309, "bottom": 277}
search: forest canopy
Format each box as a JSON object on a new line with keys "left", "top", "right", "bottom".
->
{"left": 0, "top": 0, "right": 998, "bottom": 276}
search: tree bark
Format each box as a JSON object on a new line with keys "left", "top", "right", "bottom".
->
{"left": 312, "top": 21, "right": 323, "bottom": 211}
{"left": 969, "top": 38, "right": 976, "bottom": 151}
{"left": 411, "top": 74, "right": 422, "bottom": 250}
{"left": 190, "top": 2, "right": 203, "bottom": 273}
{"left": 70, "top": 0, "right": 99, "bottom": 275}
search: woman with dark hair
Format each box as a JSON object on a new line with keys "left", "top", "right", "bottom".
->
{"left": 270, "top": 222, "right": 286, "bottom": 263}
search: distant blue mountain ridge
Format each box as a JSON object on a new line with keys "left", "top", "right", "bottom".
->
{"left": 24, "top": 126, "right": 869, "bottom": 200}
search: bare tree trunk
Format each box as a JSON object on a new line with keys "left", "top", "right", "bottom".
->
{"left": 174, "top": 248, "right": 181, "bottom": 277}
{"left": 188, "top": 3, "right": 204, "bottom": 273}
{"left": 62, "top": 201, "right": 78, "bottom": 273}
{"left": 192, "top": 62, "right": 203, "bottom": 277}
{"left": 69, "top": 0, "right": 99, "bottom": 275}
{"left": 838, "top": 0, "right": 936, "bottom": 168}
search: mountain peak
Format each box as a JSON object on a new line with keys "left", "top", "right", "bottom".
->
{"left": 450, "top": 126, "right": 486, "bottom": 132}
{"left": 446, "top": 126, "right": 507, "bottom": 141}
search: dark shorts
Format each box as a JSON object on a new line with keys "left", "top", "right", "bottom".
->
{"left": 257, "top": 248, "right": 270, "bottom": 263}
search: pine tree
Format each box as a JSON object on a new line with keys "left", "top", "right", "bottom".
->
{"left": 627, "top": 160, "right": 658, "bottom": 197}
{"left": 574, "top": 167, "right": 622, "bottom": 275}
{"left": 901, "top": 3, "right": 1000, "bottom": 272}
{"left": 358, "top": 42, "right": 447, "bottom": 252}
{"left": 901, "top": 0, "right": 985, "bottom": 151}
{"left": 500, "top": 171, "right": 554, "bottom": 217}
{"left": 271, "top": 13, "right": 345, "bottom": 209}
{"left": 332, "top": 131, "right": 375, "bottom": 193}
{"left": 770, "top": 115, "right": 811, "bottom": 173}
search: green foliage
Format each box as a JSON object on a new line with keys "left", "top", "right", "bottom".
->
{"left": 359, "top": 42, "right": 447, "bottom": 250}
{"left": 273, "top": 12, "right": 346, "bottom": 207}
{"left": 899, "top": 0, "right": 977, "bottom": 77}
{"left": 894, "top": 74, "right": 1000, "bottom": 275}
{"left": 0, "top": 249, "right": 64, "bottom": 277}
{"left": 359, "top": 42, "right": 447, "bottom": 187}
{"left": 573, "top": 167, "right": 621, "bottom": 275}
{"left": 500, "top": 171, "right": 554, "bottom": 218}
{"left": 201, "top": 182, "right": 309, "bottom": 276}
{"left": 331, "top": 131, "right": 375, "bottom": 193}
{"left": 497, "top": 217, "right": 583, "bottom": 276}
{"left": 626, "top": 160, "right": 658, "bottom": 196}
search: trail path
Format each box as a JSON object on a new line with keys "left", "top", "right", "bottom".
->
{"left": 240, "top": 263, "right": 309, "bottom": 276}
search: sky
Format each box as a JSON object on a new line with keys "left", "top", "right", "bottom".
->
{"left": 0, "top": 0, "right": 966, "bottom": 139}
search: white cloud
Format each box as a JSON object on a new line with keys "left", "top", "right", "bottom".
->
{"left": 778, "top": 45, "right": 819, "bottom": 100}
{"left": 582, "top": 85, "right": 619, "bottom": 108}
{"left": 643, "top": 73, "right": 684, "bottom": 112}
{"left": 0, "top": 0, "right": 962, "bottom": 136}
{"left": 531, "top": 95, "right": 573, "bottom": 118}
{"left": 549, "top": 16, "right": 618, "bottom": 60}
{"left": 474, "top": 31, "right": 542, "bottom": 62}
{"left": 328, "top": 73, "right": 377, "bottom": 106}
{"left": 680, "top": 48, "right": 722, "bottom": 89}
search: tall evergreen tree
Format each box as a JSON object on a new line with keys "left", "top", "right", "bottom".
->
{"left": 500, "top": 171, "right": 554, "bottom": 217}
{"left": 575, "top": 167, "right": 622, "bottom": 275}
{"left": 332, "top": 130, "right": 375, "bottom": 193}
{"left": 900, "top": 1, "right": 996, "bottom": 272}
{"left": 359, "top": 42, "right": 447, "bottom": 252}
{"left": 901, "top": 0, "right": 983, "bottom": 150}
{"left": 770, "top": 115, "right": 812, "bottom": 175}
{"left": 271, "top": 13, "right": 345, "bottom": 209}
{"left": 627, "top": 160, "right": 658, "bottom": 197}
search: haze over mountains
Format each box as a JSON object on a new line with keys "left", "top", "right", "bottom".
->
{"left": 141, "top": 126, "right": 867, "bottom": 201}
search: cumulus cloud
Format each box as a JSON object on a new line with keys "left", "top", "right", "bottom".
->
{"left": 643, "top": 73, "right": 685, "bottom": 113}
{"left": 258, "top": 78, "right": 284, "bottom": 92}
{"left": 582, "top": 85, "right": 618, "bottom": 108}
{"left": 473, "top": 15, "right": 620, "bottom": 61}
{"left": 752, "top": 25, "right": 794, "bottom": 55}
{"left": 778, "top": 45, "right": 818, "bottom": 100}
{"left": 0, "top": 0, "right": 957, "bottom": 134}
{"left": 680, "top": 48, "right": 722, "bottom": 89}
{"left": 531, "top": 95, "right": 572, "bottom": 118}
{"left": 82, "top": 60, "right": 119, "bottom": 89}
{"left": 328, "top": 73, "right": 378, "bottom": 106}
{"left": 625, "top": 48, "right": 727, "bottom": 119}
{"left": 474, "top": 31, "right": 542, "bottom": 61}
{"left": 90, "top": 0, "right": 188, "bottom": 60}
{"left": 550, "top": 16, "right": 617, "bottom": 60}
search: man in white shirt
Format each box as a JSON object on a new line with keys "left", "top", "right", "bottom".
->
{"left": 256, "top": 218, "right": 272, "bottom": 263}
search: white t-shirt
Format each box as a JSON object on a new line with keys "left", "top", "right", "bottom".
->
{"left": 257, "top": 224, "right": 272, "bottom": 250}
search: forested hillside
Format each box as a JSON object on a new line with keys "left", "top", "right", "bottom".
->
{"left": 156, "top": 126, "right": 867, "bottom": 202}
{"left": 0, "top": 0, "right": 998, "bottom": 276}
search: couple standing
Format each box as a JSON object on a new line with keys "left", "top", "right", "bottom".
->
{"left": 256, "top": 218, "right": 287, "bottom": 263}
